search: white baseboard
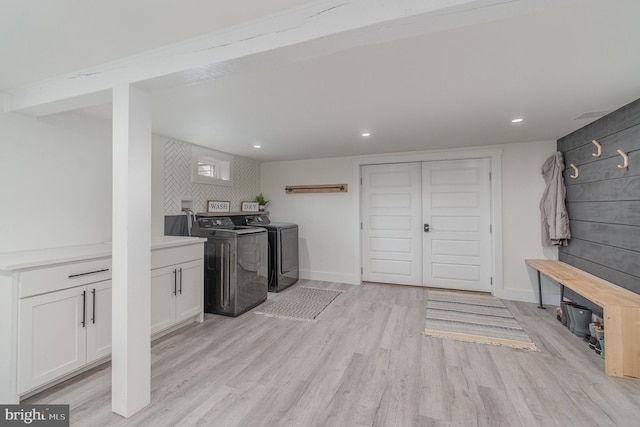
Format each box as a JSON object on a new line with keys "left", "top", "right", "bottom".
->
{"left": 299, "top": 270, "right": 360, "bottom": 285}
{"left": 496, "top": 287, "right": 560, "bottom": 305}
{"left": 298, "top": 271, "right": 561, "bottom": 305}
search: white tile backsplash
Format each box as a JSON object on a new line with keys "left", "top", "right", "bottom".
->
{"left": 163, "top": 139, "right": 260, "bottom": 214}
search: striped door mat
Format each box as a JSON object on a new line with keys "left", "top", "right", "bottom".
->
{"left": 424, "top": 290, "right": 538, "bottom": 350}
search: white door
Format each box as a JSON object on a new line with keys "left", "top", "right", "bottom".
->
{"left": 422, "top": 159, "right": 491, "bottom": 292}
{"left": 86, "top": 280, "right": 112, "bottom": 363}
{"left": 361, "top": 163, "right": 422, "bottom": 286}
{"left": 151, "top": 266, "right": 177, "bottom": 335}
{"left": 18, "top": 286, "right": 87, "bottom": 394}
{"left": 176, "top": 260, "right": 203, "bottom": 322}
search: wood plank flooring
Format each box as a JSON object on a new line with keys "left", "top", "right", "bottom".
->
{"left": 25, "top": 281, "right": 640, "bottom": 426}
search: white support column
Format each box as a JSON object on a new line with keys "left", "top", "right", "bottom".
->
{"left": 111, "top": 84, "right": 152, "bottom": 417}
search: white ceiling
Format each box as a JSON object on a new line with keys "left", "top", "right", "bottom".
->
{"left": 0, "top": 0, "right": 309, "bottom": 89}
{"left": 3, "top": 0, "right": 640, "bottom": 162}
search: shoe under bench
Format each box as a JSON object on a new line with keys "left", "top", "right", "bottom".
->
{"left": 526, "top": 259, "right": 640, "bottom": 380}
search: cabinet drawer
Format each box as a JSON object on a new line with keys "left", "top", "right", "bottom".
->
{"left": 151, "top": 244, "right": 203, "bottom": 270}
{"left": 19, "top": 258, "right": 112, "bottom": 298}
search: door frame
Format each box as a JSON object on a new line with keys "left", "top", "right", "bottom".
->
{"left": 351, "top": 148, "right": 504, "bottom": 297}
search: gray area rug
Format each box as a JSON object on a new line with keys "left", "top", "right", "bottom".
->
{"left": 424, "top": 290, "right": 538, "bottom": 350}
{"left": 255, "top": 286, "right": 344, "bottom": 321}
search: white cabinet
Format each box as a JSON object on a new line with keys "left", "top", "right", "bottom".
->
{"left": 150, "top": 252, "right": 203, "bottom": 336}
{"left": 151, "top": 263, "right": 200, "bottom": 335}
{"left": 18, "top": 279, "right": 112, "bottom": 394}
{"left": 0, "top": 239, "right": 203, "bottom": 403}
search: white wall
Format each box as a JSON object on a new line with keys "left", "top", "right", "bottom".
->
{"left": 0, "top": 99, "right": 559, "bottom": 304}
{"left": 261, "top": 140, "right": 560, "bottom": 302}
{"left": 261, "top": 157, "right": 355, "bottom": 284}
{"left": 0, "top": 103, "right": 112, "bottom": 253}
{"left": 0, "top": 99, "right": 262, "bottom": 251}
{"left": 500, "top": 140, "right": 560, "bottom": 302}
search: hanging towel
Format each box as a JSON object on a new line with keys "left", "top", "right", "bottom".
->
{"left": 540, "top": 152, "right": 571, "bottom": 246}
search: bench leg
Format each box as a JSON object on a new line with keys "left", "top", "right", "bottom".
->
{"left": 537, "top": 270, "right": 546, "bottom": 309}
{"left": 560, "top": 284, "right": 565, "bottom": 302}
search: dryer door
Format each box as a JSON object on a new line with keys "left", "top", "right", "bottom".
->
{"left": 280, "top": 227, "right": 299, "bottom": 274}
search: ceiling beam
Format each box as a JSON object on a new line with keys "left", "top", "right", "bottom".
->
{"left": 4, "top": 0, "right": 586, "bottom": 116}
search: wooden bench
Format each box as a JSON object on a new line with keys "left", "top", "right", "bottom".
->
{"left": 525, "top": 259, "right": 640, "bottom": 379}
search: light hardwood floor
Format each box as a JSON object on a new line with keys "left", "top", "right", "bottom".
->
{"left": 26, "top": 280, "right": 640, "bottom": 426}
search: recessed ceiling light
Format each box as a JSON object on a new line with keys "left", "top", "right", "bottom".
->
{"left": 361, "top": 132, "right": 371, "bottom": 137}
{"left": 253, "top": 145, "right": 261, "bottom": 149}
{"left": 511, "top": 118, "right": 524, "bottom": 123}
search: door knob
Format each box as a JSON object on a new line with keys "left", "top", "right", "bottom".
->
{"left": 424, "top": 224, "right": 430, "bottom": 232}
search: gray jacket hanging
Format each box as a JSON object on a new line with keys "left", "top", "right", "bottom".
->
{"left": 540, "top": 152, "right": 571, "bottom": 246}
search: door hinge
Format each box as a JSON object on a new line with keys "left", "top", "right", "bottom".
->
{"left": 490, "top": 276, "right": 493, "bottom": 285}
{"left": 361, "top": 267, "right": 363, "bottom": 274}
{"left": 361, "top": 222, "right": 363, "bottom": 230}
{"left": 490, "top": 224, "right": 492, "bottom": 233}
{"left": 361, "top": 177, "right": 363, "bottom": 185}
{"left": 489, "top": 172, "right": 492, "bottom": 181}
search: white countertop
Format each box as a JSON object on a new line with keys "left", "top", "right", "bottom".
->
{"left": 150, "top": 236, "right": 207, "bottom": 249}
{"left": 0, "top": 236, "right": 206, "bottom": 271}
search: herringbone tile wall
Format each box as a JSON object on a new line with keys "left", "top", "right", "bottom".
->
{"left": 163, "top": 139, "right": 261, "bottom": 214}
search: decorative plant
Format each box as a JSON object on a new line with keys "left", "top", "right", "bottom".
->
{"left": 255, "top": 193, "right": 269, "bottom": 206}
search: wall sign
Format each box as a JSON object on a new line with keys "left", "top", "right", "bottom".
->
{"left": 207, "top": 200, "right": 230, "bottom": 213}
{"left": 241, "top": 201, "right": 260, "bottom": 212}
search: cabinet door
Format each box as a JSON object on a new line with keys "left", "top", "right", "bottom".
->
{"left": 86, "top": 280, "right": 112, "bottom": 363}
{"left": 151, "top": 266, "right": 177, "bottom": 335}
{"left": 18, "top": 287, "right": 87, "bottom": 394}
{"left": 176, "top": 260, "right": 203, "bottom": 322}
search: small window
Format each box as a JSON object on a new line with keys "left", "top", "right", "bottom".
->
{"left": 191, "top": 146, "right": 232, "bottom": 186}
{"left": 197, "top": 162, "right": 217, "bottom": 178}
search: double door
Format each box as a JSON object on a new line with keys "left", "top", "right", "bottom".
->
{"left": 362, "top": 159, "right": 492, "bottom": 292}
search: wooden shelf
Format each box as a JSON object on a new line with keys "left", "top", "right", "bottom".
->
{"left": 196, "top": 211, "right": 268, "bottom": 217}
{"left": 285, "top": 184, "right": 348, "bottom": 194}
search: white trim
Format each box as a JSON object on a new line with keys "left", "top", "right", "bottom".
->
{"left": 501, "top": 288, "right": 561, "bottom": 305}
{"left": 351, "top": 147, "right": 503, "bottom": 296}
{"left": 190, "top": 145, "right": 233, "bottom": 187}
{"left": 299, "top": 270, "right": 360, "bottom": 286}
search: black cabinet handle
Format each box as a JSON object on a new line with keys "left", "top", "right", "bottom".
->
{"left": 81, "top": 290, "right": 86, "bottom": 327}
{"left": 179, "top": 268, "right": 183, "bottom": 295}
{"left": 91, "top": 288, "right": 96, "bottom": 324}
{"left": 173, "top": 269, "right": 177, "bottom": 295}
{"left": 68, "top": 268, "right": 109, "bottom": 278}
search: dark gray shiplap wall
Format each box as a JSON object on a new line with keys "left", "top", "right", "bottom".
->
{"left": 557, "top": 98, "right": 640, "bottom": 314}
